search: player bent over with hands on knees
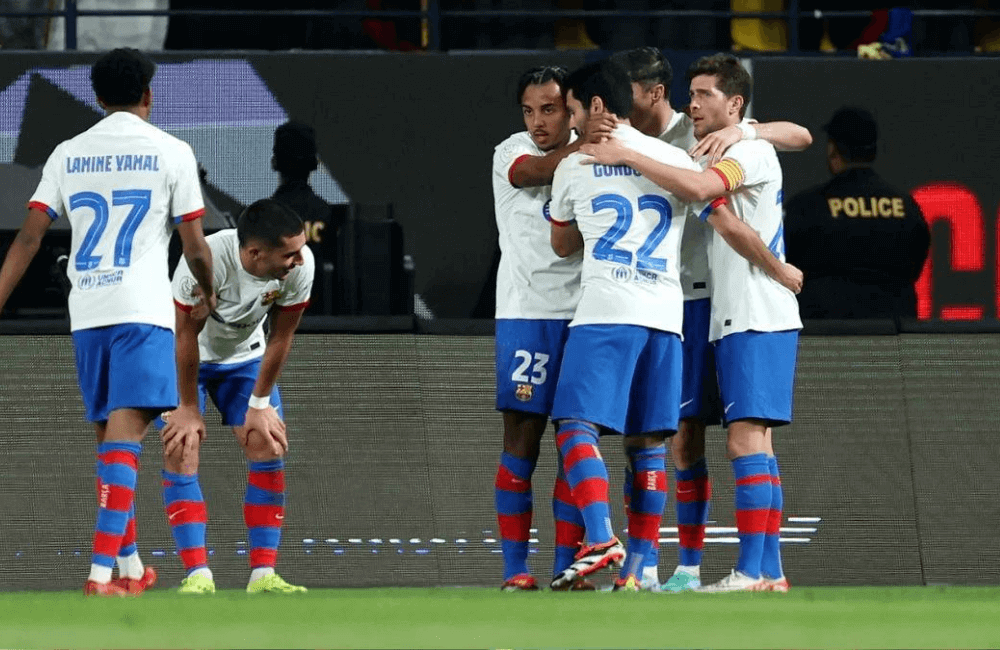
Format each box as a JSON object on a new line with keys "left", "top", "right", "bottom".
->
{"left": 160, "top": 198, "right": 313, "bottom": 595}
{"left": 0, "top": 47, "right": 215, "bottom": 597}
{"left": 610, "top": 46, "right": 810, "bottom": 592}
{"left": 581, "top": 53, "right": 803, "bottom": 593}
{"left": 491, "top": 66, "right": 616, "bottom": 591}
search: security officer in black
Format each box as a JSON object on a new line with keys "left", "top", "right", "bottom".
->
{"left": 784, "top": 106, "right": 930, "bottom": 320}
{"left": 270, "top": 121, "right": 344, "bottom": 312}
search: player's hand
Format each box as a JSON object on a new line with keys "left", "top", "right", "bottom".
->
{"left": 161, "top": 405, "right": 206, "bottom": 458}
{"left": 777, "top": 263, "right": 804, "bottom": 294}
{"left": 689, "top": 124, "right": 742, "bottom": 165}
{"left": 244, "top": 405, "right": 288, "bottom": 456}
{"left": 583, "top": 112, "right": 617, "bottom": 144}
{"left": 189, "top": 286, "right": 217, "bottom": 320}
{"left": 578, "top": 138, "right": 630, "bottom": 166}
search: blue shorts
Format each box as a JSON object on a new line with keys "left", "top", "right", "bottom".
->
{"left": 495, "top": 318, "right": 570, "bottom": 415}
{"left": 714, "top": 330, "right": 799, "bottom": 427}
{"left": 681, "top": 299, "right": 722, "bottom": 425}
{"left": 551, "top": 324, "right": 682, "bottom": 436}
{"left": 72, "top": 323, "right": 178, "bottom": 423}
{"left": 158, "top": 358, "right": 284, "bottom": 428}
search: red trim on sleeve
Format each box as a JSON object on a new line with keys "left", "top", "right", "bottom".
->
{"left": 508, "top": 154, "right": 532, "bottom": 188}
{"left": 174, "top": 299, "right": 194, "bottom": 313}
{"left": 277, "top": 301, "right": 310, "bottom": 312}
{"left": 176, "top": 208, "right": 205, "bottom": 223}
{"left": 710, "top": 197, "right": 728, "bottom": 210}
{"left": 27, "top": 201, "right": 58, "bottom": 221}
{"left": 550, "top": 219, "right": 575, "bottom": 228}
{"left": 709, "top": 167, "right": 731, "bottom": 191}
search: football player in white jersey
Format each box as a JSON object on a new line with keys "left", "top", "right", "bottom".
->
{"left": 610, "top": 46, "right": 811, "bottom": 593}
{"left": 159, "top": 198, "right": 313, "bottom": 595}
{"left": 581, "top": 53, "right": 803, "bottom": 593}
{"left": 0, "top": 48, "right": 215, "bottom": 596}
{"left": 546, "top": 59, "right": 743, "bottom": 591}
{"left": 492, "top": 66, "right": 615, "bottom": 591}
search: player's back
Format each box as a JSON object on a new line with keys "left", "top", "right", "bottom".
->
{"left": 492, "top": 131, "right": 581, "bottom": 320}
{"left": 709, "top": 139, "right": 801, "bottom": 340}
{"left": 34, "top": 112, "right": 202, "bottom": 332}
{"left": 551, "top": 124, "right": 699, "bottom": 335}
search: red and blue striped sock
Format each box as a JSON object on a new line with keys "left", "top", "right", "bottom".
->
{"left": 620, "top": 446, "right": 667, "bottom": 581}
{"left": 761, "top": 455, "right": 785, "bottom": 579}
{"left": 91, "top": 442, "right": 141, "bottom": 583}
{"left": 244, "top": 459, "right": 285, "bottom": 569}
{"left": 732, "top": 453, "right": 772, "bottom": 579}
{"left": 676, "top": 457, "right": 711, "bottom": 567}
{"left": 96, "top": 456, "right": 141, "bottom": 575}
{"left": 552, "top": 469, "right": 584, "bottom": 576}
{"left": 494, "top": 451, "right": 535, "bottom": 580}
{"left": 118, "top": 504, "right": 138, "bottom": 557}
{"left": 624, "top": 465, "right": 661, "bottom": 573}
{"left": 555, "top": 420, "right": 612, "bottom": 546}
{"left": 162, "top": 471, "right": 209, "bottom": 573}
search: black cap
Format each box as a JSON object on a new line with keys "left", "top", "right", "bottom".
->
{"left": 273, "top": 121, "right": 318, "bottom": 175}
{"left": 824, "top": 106, "right": 878, "bottom": 156}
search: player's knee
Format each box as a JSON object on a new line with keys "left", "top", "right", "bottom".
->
{"left": 239, "top": 427, "right": 284, "bottom": 462}
{"left": 163, "top": 443, "right": 200, "bottom": 475}
{"left": 501, "top": 412, "right": 546, "bottom": 460}
{"left": 673, "top": 421, "right": 706, "bottom": 466}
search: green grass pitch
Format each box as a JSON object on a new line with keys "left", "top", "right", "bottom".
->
{"left": 1, "top": 586, "right": 997, "bottom": 649}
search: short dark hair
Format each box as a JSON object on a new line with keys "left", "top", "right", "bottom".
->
{"left": 237, "top": 198, "right": 305, "bottom": 249}
{"left": 516, "top": 65, "right": 568, "bottom": 105}
{"left": 90, "top": 48, "right": 156, "bottom": 107}
{"left": 563, "top": 59, "right": 633, "bottom": 119}
{"left": 824, "top": 106, "right": 878, "bottom": 163}
{"left": 611, "top": 47, "right": 672, "bottom": 99}
{"left": 686, "top": 53, "right": 751, "bottom": 118}
{"left": 273, "top": 121, "right": 319, "bottom": 180}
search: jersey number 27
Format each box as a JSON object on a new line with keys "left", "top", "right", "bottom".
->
{"left": 70, "top": 189, "right": 151, "bottom": 272}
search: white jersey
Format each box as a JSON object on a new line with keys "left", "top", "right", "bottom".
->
{"left": 29, "top": 111, "right": 205, "bottom": 332}
{"left": 492, "top": 131, "right": 581, "bottom": 320}
{"left": 549, "top": 124, "right": 709, "bottom": 334}
{"left": 172, "top": 230, "right": 315, "bottom": 365}
{"left": 658, "top": 111, "right": 711, "bottom": 302}
{"left": 703, "top": 140, "right": 802, "bottom": 341}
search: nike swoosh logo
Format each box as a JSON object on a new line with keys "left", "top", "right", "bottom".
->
{"left": 724, "top": 402, "right": 735, "bottom": 414}
{"left": 275, "top": 514, "right": 284, "bottom": 520}
{"left": 168, "top": 508, "right": 185, "bottom": 521}
{"left": 680, "top": 399, "right": 694, "bottom": 409}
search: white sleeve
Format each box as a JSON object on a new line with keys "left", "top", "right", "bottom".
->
{"left": 28, "top": 144, "right": 66, "bottom": 221}
{"left": 169, "top": 142, "right": 206, "bottom": 224}
{"left": 276, "top": 245, "right": 315, "bottom": 310}
{"left": 548, "top": 158, "right": 575, "bottom": 225}
{"left": 494, "top": 136, "right": 536, "bottom": 183}
{"left": 171, "top": 237, "right": 226, "bottom": 309}
{"left": 710, "top": 142, "right": 767, "bottom": 192}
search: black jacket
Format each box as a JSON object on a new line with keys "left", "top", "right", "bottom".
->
{"left": 784, "top": 167, "right": 930, "bottom": 319}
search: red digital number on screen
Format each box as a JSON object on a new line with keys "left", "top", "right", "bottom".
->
{"left": 912, "top": 182, "right": 986, "bottom": 321}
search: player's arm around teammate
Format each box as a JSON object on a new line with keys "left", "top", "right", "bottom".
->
{"left": 690, "top": 120, "right": 812, "bottom": 164}
{"left": 579, "top": 138, "right": 802, "bottom": 295}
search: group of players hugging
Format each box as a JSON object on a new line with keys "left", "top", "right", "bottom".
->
{"left": 491, "top": 48, "right": 811, "bottom": 593}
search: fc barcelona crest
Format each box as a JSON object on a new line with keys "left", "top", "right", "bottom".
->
{"left": 515, "top": 383, "right": 534, "bottom": 402}
{"left": 260, "top": 290, "right": 281, "bottom": 306}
